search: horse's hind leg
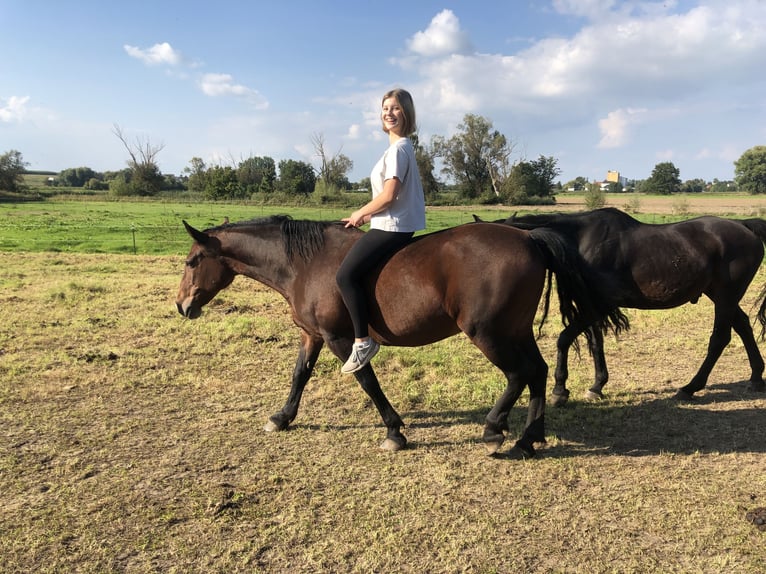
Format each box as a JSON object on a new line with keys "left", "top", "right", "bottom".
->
{"left": 552, "top": 322, "right": 608, "bottom": 406}
{"left": 265, "top": 331, "right": 323, "bottom": 432}
{"left": 731, "top": 305, "right": 765, "bottom": 392}
{"left": 585, "top": 326, "right": 610, "bottom": 401}
{"left": 483, "top": 338, "right": 548, "bottom": 457}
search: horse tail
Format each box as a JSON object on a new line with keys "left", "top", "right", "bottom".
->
{"left": 528, "top": 227, "right": 630, "bottom": 337}
{"left": 736, "top": 218, "right": 766, "bottom": 339}
{"left": 738, "top": 218, "right": 766, "bottom": 245}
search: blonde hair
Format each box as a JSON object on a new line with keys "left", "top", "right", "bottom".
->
{"left": 381, "top": 88, "right": 417, "bottom": 136}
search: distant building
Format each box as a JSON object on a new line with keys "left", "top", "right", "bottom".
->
{"left": 606, "top": 170, "right": 628, "bottom": 186}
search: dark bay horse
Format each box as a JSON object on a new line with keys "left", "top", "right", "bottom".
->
{"left": 487, "top": 208, "right": 766, "bottom": 404}
{"left": 176, "top": 216, "right": 618, "bottom": 456}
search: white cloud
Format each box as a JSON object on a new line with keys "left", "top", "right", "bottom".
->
{"left": 0, "top": 95, "right": 30, "bottom": 122}
{"left": 199, "top": 73, "right": 269, "bottom": 109}
{"left": 552, "top": 0, "right": 618, "bottom": 20}
{"left": 345, "top": 124, "right": 361, "bottom": 140}
{"left": 407, "top": 9, "right": 471, "bottom": 57}
{"left": 597, "top": 107, "right": 647, "bottom": 148}
{"left": 401, "top": 3, "right": 766, "bottom": 133}
{"left": 124, "top": 42, "right": 183, "bottom": 66}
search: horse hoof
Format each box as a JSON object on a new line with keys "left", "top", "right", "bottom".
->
{"left": 507, "top": 441, "right": 536, "bottom": 460}
{"left": 550, "top": 393, "right": 569, "bottom": 407}
{"left": 674, "top": 389, "right": 695, "bottom": 402}
{"left": 750, "top": 381, "right": 766, "bottom": 393}
{"left": 380, "top": 438, "right": 405, "bottom": 452}
{"left": 484, "top": 440, "right": 505, "bottom": 456}
{"left": 263, "top": 420, "right": 282, "bottom": 432}
{"left": 584, "top": 390, "right": 604, "bottom": 401}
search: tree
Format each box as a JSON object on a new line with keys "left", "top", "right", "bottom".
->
{"left": 735, "top": 145, "right": 766, "bottom": 194}
{"left": 709, "top": 178, "right": 736, "bottom": 193}
{"left": 112, "top": 124, "right": 165, "bottom": 196}
{"left": 681, "top": 178, "right": 706, "bottom": 194}
{"left": 204, "top": 165, "right": 243, "bottom": 200}
{"left": 311, "top": 133, "right": 353, "bottom": 191}
{"left": 645, "top": 161, "right": 681, "bottom": 195}
{"left": 432, "top": 114, "right": 513, "bottom": 200}
{"left": 501, "top": 155, "right": 560, "bottom": 205}
{"left": 564, "top": 176, "right": 589, "bottom": 191}
{"left": 184, "top": 157, "right": 207, "bottom": 195}
{"left": 0, "top": 150, "right": 28, "bottom": 193}
{"left": 58, "top": 166, "right": 98, "bottom": 187}
{"left": 238, "top": 156, "right": 276, "bottom": 194}
{"left": 584, "top": 181, "right": 606, "bottom": 209}
{"left": 277, "top": 159, "right": 316, "bottom": 195}
{"left": 411, "top": 134, "right": 440, "bottom": 200}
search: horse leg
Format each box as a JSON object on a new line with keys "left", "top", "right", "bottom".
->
{"left": 325, "top": 338, "right": 407, "bottom": 451}
{"left": 264, "top": 331, "right": 324, "bottom": 432}
{"left": 676, "top": 306, "right": 732, "bottom": 400}
{"left": 483, "top": 339, "right": 548, "bottom": 457}
{"left": 353, "top": 367, "right": 407, "bottom": 451}
{"left": 731, "top": 305, "right": 766, "bottom": 392}
{"left": 551, "top": 322, "right": 586, "bottom": 407}
{"left": 584, "top": 326, "right": 610, "bottom": 401}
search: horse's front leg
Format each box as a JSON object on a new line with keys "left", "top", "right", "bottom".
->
{"left": 326, "top": 338, "right": 406, "bottom": 450}
{"left": 264, "top": 330, "right": 324, "bottom": 432}
{"left": 676, "top": 307, "right": 732, "bottom": 400}
{"left": 353, "top": 366, "right": 407, "bottom": 451}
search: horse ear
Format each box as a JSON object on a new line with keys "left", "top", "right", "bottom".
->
{"left": 472, "top": 214, "right": 483, "bottom": 222}
{"left": 183, "top": 220, "right": 209, "bottom": 245}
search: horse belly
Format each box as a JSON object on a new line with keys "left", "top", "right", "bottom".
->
{"left": 370, "top": 281, "right": 462, "bottom": 346}
{"left": 630, "top": 261, "right": 708, "bottom": 307}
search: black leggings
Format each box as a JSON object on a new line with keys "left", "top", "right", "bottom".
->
{"left": 336, "top": 229, "right": 414, "bottom": 339}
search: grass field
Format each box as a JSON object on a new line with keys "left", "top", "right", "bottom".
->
{"left": 4, "top": 192, "right": 766, "bottom": 254}
{"left": 1, "top": 196, "right": 766, "bottom": 572}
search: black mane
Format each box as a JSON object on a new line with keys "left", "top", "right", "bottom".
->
{"left": 208, "top": 215, "right": 350, "bottom": 262}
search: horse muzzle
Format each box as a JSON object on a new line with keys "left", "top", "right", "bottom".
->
{"left": 176, "top": 300, "right": 201, "bottom": 319}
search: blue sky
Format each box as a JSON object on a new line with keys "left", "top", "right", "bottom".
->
{"left": 2, "top": 0, "right": 765, "bottom": 185}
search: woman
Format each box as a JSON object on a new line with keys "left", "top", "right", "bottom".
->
{"left": 336, "top": 88, "right": 426, "bottom": 373}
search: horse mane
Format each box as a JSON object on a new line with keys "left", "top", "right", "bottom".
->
{"left": 207, "top": 215, "right": 350, "bottom": 263}
{"left": 280, "top": 217, "right": 350, "bottom": 261}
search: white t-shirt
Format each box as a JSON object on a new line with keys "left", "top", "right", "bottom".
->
{"left": 369, "top": 137, "right": 426, "bottom": 233}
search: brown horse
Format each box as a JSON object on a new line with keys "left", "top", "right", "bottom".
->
{"left": 176, "top": 216, "right": 618, "bottom": 456}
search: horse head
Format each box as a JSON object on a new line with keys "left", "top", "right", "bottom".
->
{"left": 176, "top": 221, "right": 236, "bottom": 319}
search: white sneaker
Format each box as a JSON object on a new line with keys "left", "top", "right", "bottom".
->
{"left": 341, "top": 339, "right": 380, "bottom": 373}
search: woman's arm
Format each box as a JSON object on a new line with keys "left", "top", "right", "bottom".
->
{"left": 343, "top": 177, "right": 401, "bottom": 228}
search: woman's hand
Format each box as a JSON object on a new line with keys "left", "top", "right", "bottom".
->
{"left": 343, "top": 211, "right": 370, "bottom": 228}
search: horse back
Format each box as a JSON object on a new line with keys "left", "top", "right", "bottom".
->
{"left": 369, "top": 223, "right": 547, "bottom": 345}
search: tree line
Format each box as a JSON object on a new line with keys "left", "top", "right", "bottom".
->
{"left": 2, "top": 116, "right": 766, "bottom": 202}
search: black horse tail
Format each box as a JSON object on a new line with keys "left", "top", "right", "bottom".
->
{"left": 737, "top": 218, "right": 766, "bottom": 338}
{"left": 528, "top": 227, "right": 630, "bottom": 338}
{"left": 738, "top": 217, "right": 766, "bottom": 245}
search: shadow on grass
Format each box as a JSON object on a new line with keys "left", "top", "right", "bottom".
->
{"left": 394, "top": 379, "right": 766, "bottom": 458}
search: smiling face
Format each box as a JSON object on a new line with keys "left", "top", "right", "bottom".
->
{"left": 381, "top": 96, "right": 406, "bottom": 137}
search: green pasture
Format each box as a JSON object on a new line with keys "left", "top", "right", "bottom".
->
{"left": 1, "top": 197, "right": 766, "bottom": 571}
{"left": 0, "top": 196, "right": 702, "bottom": 255}
{"left": 0, "top": 200, "right": 510, "bottom": 255}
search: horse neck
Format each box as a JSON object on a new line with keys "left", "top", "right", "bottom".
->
{"left": 218, "top": 228, "right": 296, "bottom": 296}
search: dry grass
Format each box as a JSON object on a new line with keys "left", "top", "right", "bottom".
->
{"left": 1, "top": 247, "right": 766, "bottom": 573}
